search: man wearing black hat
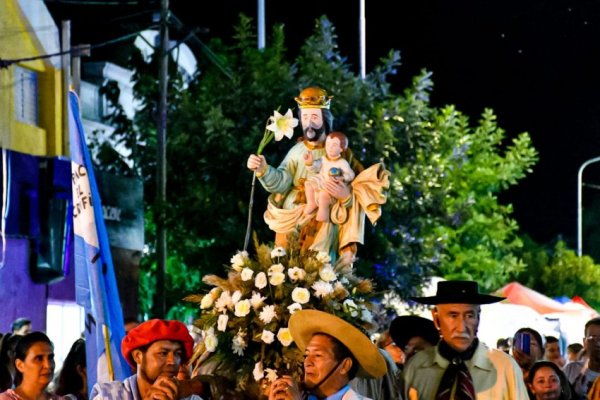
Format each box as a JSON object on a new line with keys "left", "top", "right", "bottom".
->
{"left": 401, "top": 280, "right": 529, "bottom": 400}
{"left": 390, "top": 315, "right": 440, "bottom": 364}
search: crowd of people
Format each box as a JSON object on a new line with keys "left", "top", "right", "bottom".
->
{"left": 1, "top": 280, "right": 599, "bottom": 400}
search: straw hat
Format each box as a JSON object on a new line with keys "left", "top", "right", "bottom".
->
{"left": 289, "top": 310, "right": 386, "bottom": 378}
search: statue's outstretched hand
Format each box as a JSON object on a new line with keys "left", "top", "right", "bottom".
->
{"left": 247, "top": 154, "right": 267, "bottom": 174}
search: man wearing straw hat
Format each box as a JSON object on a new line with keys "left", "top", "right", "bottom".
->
{"left": 268, "top": 309, "right": 387, "bottom": 400}
{"left": 401, "top": 280, "right": 529, "bottom": 400}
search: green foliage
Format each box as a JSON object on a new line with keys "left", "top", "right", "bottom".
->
{"left": 515, "top": 237, "right": 600, "bottom": 310}
{"left": 97, "top": 14, "right": 539, "bottom": 316}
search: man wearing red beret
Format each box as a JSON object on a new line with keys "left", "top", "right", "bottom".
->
{"left": 91, "top": 319, "right": 203, "bottom": 400}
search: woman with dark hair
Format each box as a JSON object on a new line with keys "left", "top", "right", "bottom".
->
{"left": 54, "top": 339, "right": 86, "bottom": 400}
{"left": 0, "top": 334, "right": 23, "bottom": 391}
{"left": 527, "top": 360, "right": 573, "bottom": 400}
{"left": 0, "top": 332, "right": 63, "bottom": 399}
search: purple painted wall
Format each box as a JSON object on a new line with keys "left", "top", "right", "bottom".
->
{"left": 0, "top": 238, "right": 48, "bottom": 334}
{"left": 48, "top": 265, "right": 75, "bottom": 302}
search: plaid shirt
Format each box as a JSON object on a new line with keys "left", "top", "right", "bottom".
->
{"left": 91, "top": 375, "right": 202, "bottom": 400}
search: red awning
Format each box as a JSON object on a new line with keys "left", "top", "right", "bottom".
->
{"left": 494, "top": 282, "right": 597, "bottom": 315}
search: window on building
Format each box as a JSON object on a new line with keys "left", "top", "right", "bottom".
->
{"left": 80, "top": 81, "right": 104, "bottom": 122}
{"left": 14, "top": 66, "right": 39, "bottom": 125}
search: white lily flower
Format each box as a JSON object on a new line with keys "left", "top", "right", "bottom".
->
{"left": 266, "top": 109, "right": 298, "bottom": 141}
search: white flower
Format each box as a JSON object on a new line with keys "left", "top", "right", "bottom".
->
{"left": 259, "top": 305, "right": 277, "bottom": 324}
{"left": 231, "top": 290, "right": 242, "bottom": 304}
{"left": 266, "top": 109, "right": 298, "bottom": 141}
{"left": 277, "top": 327, "right": 294, "bottom": 346}
{"left": 250, "top": 291, "right": 266, "bottom": 309}
{"left": 234, "top": 299, "right": 252, "bottom": 317}
{"left": 270, "top": 246, "right": 287, "bottom": 258}
{"left": 291, "top": 287, "right": 310, "bottom": 304}
{"left": 287, "top": 267, "right": 306, "bottom": 282}
{"left": 241, "top": 267, "right": 254, "bottom": 281}
{"left": 361, "top": 307, "right": 373, "bottom": 323}
{"left": 215, "top": 291, "right": 233, "bottom": 312}
{"left": 204, "top": 328, "right": 218, "bottom": 352}
{"left": 269, "top": 272, "right": 286, "bottom": 286}
{"left": 343, "top": 299, "right": 359, "bottom": 317}
{"left": 253, "top": 361, "right": 265, "bottom": 381}
{"left": 316, "top": 251, "right": 331, "bottom": 263}
{"left": 265, "top": 368, "right": 279, "bottom": 382}
{"left": 312, "top": 280, "right": 334, "bottom": 298}
{"left": 200, "top": 294, "right": 214, "bottom": 309}
{"left": 261, "top": 329, "right": 275, "bottom": 344}
{"left": 268, "top": 263, "right": 285, "bottom": 274}
{"left": 217, "top": 314, "right": 229, "bottom": 331}
{"left": 319, "top": 265, "right": 337, "bottom": 282}
{"left": 287, "top": 303, "right": 302, "bottom": 314}
{"left": 230, "top": 251, "right": 248, "bottom": 271}
{"left": 232, "top": 330, "right": 247, "bottom": 356}
{"left": 255, "top": 272, "right": 268, "bottom": 289}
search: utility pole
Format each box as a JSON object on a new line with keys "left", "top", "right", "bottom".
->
{"left": 61, "top": 20, "right": 70, "bottom": 155}
{"left": 577, "top": 156, "right": 600, "bottom": 257}
{"left": 258, "top": 0, "right": 265, "bottom": 49}
{"left": 359, "top": 0, "right": 366, "bottom": 79}
{"left": 155, "top": 0, "right": 169, "bottom": 318}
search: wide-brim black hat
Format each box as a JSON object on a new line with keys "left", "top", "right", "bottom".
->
{"left": 389, "top": 315, "right": 439, "bottom": 350}
{"left": 409, "top": 280, "right": 505, "bottom": 305}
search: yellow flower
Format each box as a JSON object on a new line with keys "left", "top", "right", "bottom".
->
{"left": 319, "top": 265, "right": 337, "bottom": 282}
{"left": 277, "top": 327, "right": 294, "bottom": 347}
{"left": 291, "top": 287, "right": 310, "bottom": 304}
{"left": 255, "top": 272, "right": 268, "bottom": 289}
{"left": 288, "top": 267, "right": 306, "bottom": 282}
{"left": 241, "top": 267, "right": 254, "bottom": 281}
{"left": 266, "top": 109, "right": 298, "bottom": 141}
{"left": 204, "top": 328, "right": 218, "bottom": 352}
{"left": 269, "top": 272, "right": 286, "bottom": 286}
{"left": 200, "top": 294, "right": 214, "bottom": 309}
{"left": 261, "top": 330, "right": 275, "bottom": 344}
{"left": 234, "top": 299, "right": 252, "bottom": 317}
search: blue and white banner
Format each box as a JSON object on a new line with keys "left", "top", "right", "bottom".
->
{"left": 69, "top": 91, "right": 132, "bottom": 393}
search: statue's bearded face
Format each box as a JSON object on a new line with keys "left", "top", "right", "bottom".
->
{"left": 300, "top": 108, "right": 326, "bottom": 142}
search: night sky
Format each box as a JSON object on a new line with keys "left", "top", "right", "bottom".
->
{"left": 45, "top": 0, "right": 600, "bottom": 251}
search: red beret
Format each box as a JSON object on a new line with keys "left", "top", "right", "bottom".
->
{"left": 121, "top": 319, "right": 194, "bottom": 368}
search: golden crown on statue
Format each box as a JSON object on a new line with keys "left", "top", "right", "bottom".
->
{"left": 294, "top": 86, "right": 333, "bottom": 109}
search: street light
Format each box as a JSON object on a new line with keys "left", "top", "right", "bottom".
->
{"left": 577, "top": 156, "right": 600, "bottom": 256}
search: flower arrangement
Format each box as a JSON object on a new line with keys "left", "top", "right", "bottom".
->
{"left": 186, "top": 235, "right": 377, "bottom": 397}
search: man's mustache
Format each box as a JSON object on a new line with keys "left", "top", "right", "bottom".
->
{"left": 451, "top": 334, "right": 472, "bottom": 339}
{"left": 303, "top": 125, "right": 325, "bottom": 141}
